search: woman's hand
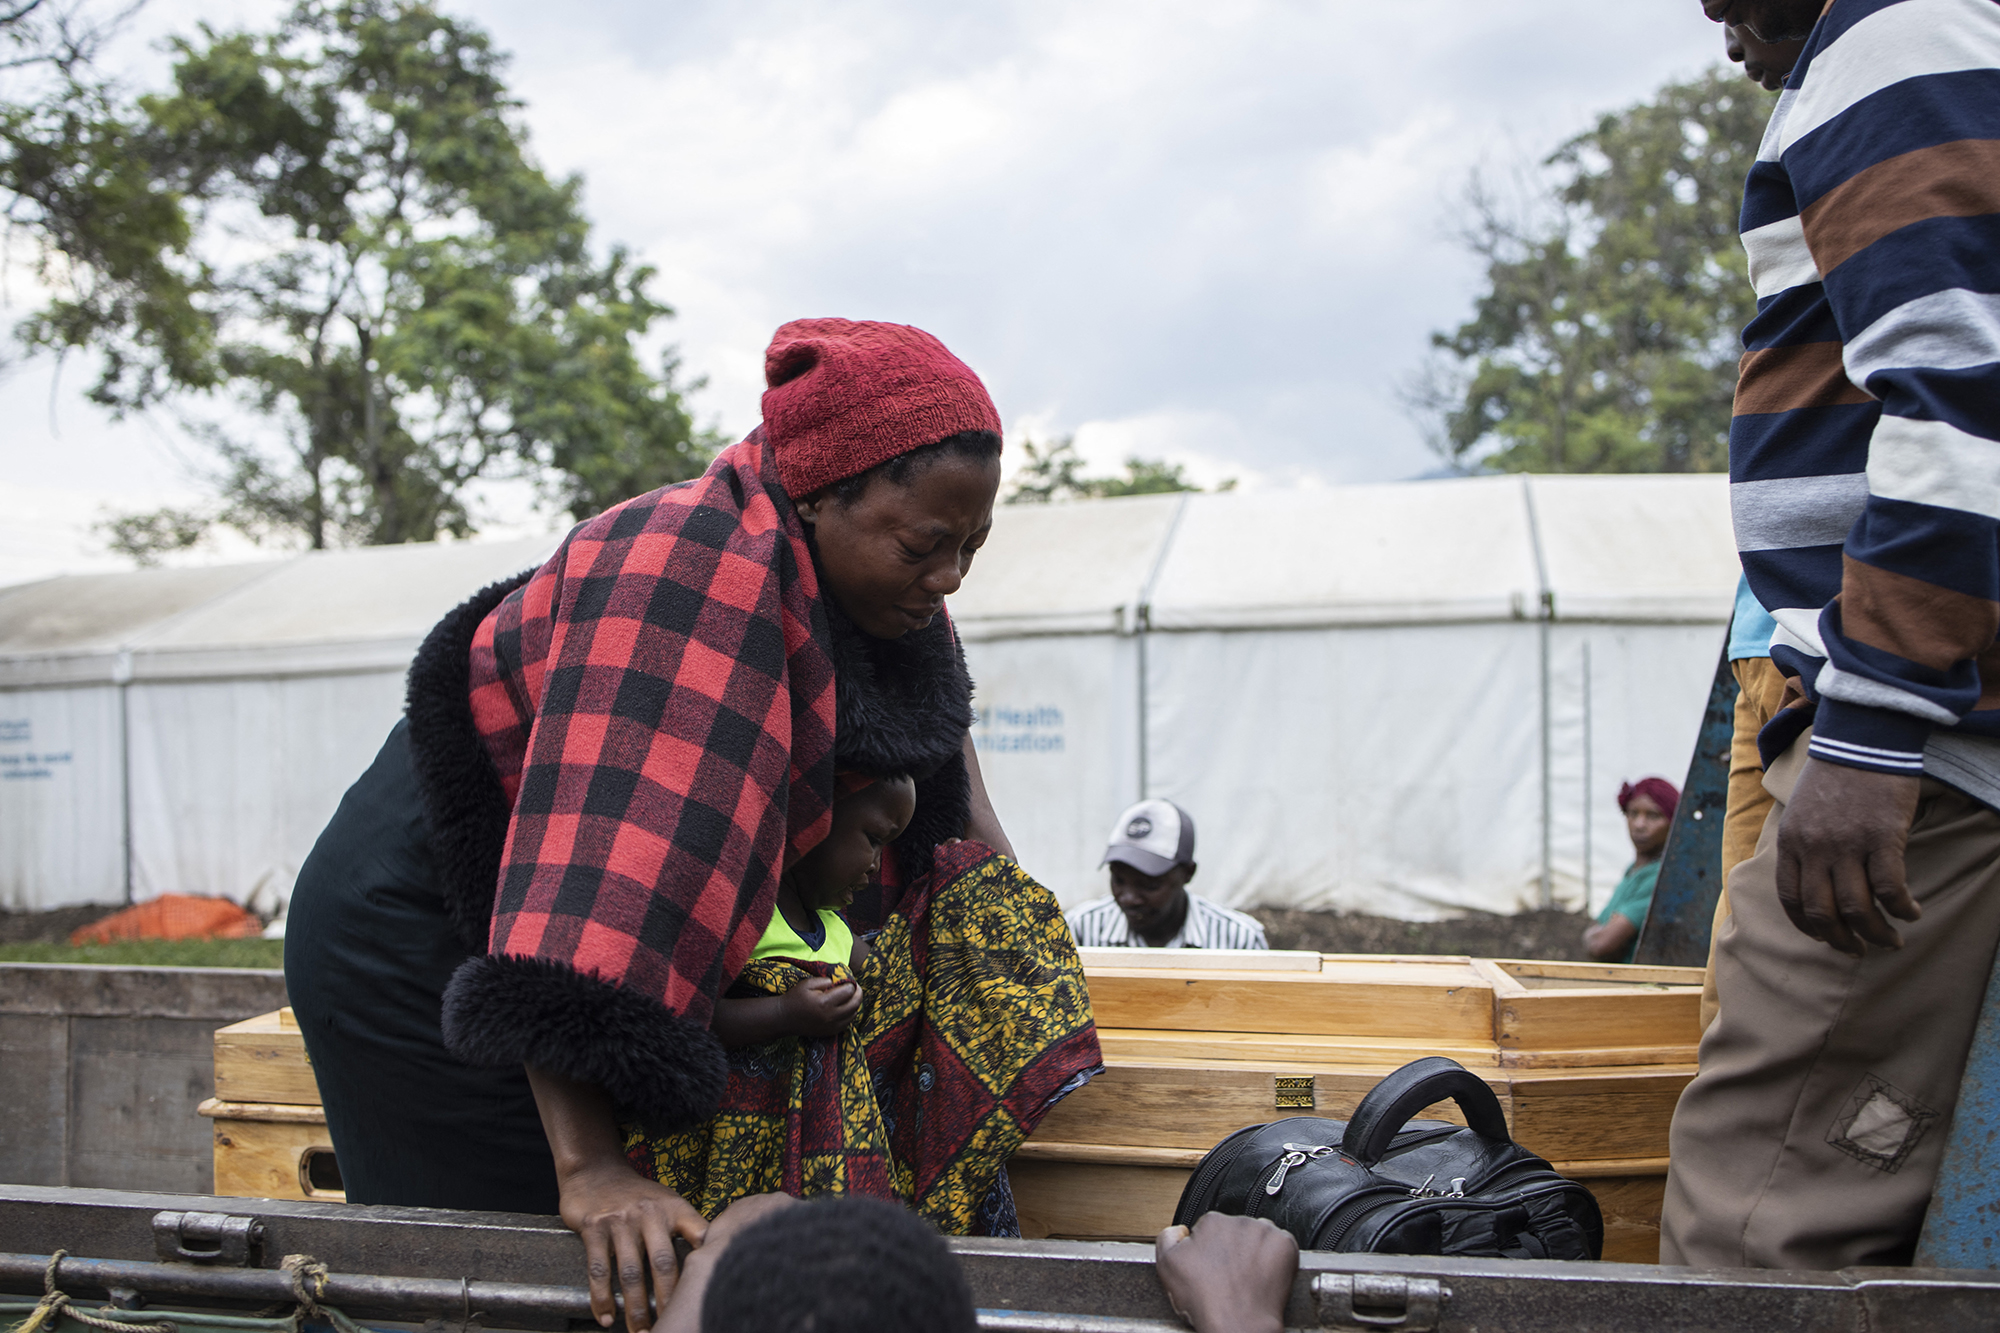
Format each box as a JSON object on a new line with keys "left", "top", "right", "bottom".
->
{"left": 1156, "top": 1213, "right": 1296, "bottom": 1333}
{"left": 780, "top": 976, "right": 863, "bottom": 1035}
{"left": 526, "top": 1066, "right": 708, "bottom": 1333}
{"left": 560, "top": 1159, "right": 708, "bottom": 1333}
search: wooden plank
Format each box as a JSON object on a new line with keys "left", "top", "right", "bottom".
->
{"left": 1548, "top": 1156, "right": 1669, "bottom": 1179}
{"left": 1010, "top": 1159, "right": 1190, "bottom": 1242}
{"left": 197, "top": 1097, "right": 327, "bottom": 1125}
{"left": 1030, "top": 1063, "right": 1501, "bottom": 1150}
{"left": 1082, "top": 949, "right": 1322, "bottom": 972}
{"left": 1577, "top": 1173, "right": 1667, "bottom": 1264}
{"left": 209, "top": 1115, "right": 342, "bottom": 1203}
{"left": 1012, "top": 1142, "right": 1209, "bottom": 1167}
{"left": 1084, "top": 961, "right": 1493, "bottom": 1040}
{"left": 1506, "top": 1068, "right": 1696, "bottom": 1164}
{"left": 213, "top": 1010, "right": 323, "bottom": 1107}
{"left": 1497, "top": 1045, "right": 1699, "bottom": 1070}
{"left": 1493, "top": 960, "right": 1705, "bottom": 989}
{"left": 1096, "top": 1029, "right": 1503, "bottom": 1069}
{"left": 1495, "top": 986, "right": 1700, "bottom": 1051}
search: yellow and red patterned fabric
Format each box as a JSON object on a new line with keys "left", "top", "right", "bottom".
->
{"left": 623, "top": 841, "right": 1102, "bottom": 1235}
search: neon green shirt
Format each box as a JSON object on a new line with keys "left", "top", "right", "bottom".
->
{"left": 751, "top": 905, "right": 855, "bottom": 966}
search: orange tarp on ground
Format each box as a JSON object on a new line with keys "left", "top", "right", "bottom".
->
{"left": 70, "top": 894, "right": 262, "bottom": 945}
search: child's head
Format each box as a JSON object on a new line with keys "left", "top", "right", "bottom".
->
{"left": 791, "top": 773, "right": 917, "bottom": 909}
{"left": 701, "top": 1196, "right": 976, "bottom": 1333}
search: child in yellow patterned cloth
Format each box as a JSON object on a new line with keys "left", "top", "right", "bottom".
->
{"left": 710, "top": 772, "right": 915, "bottom": 1047}
{"left": 622, "top": 769, "right": 1101, "bottom": 1237}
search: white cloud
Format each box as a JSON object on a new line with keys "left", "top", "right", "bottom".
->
{"left": 0, "top": 0, "right": 1740, "bottom": 581}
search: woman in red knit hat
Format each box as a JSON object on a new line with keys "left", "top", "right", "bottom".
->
{"left": 285, "top": 319, "right": 1100, "bottom": 1330}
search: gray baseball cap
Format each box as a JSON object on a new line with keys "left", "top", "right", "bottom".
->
{"left": 1101, "top": 798, "right": 1195, "bottom": 877}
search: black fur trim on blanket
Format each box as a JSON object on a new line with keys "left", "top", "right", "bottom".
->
{"left": 405, "top": 570, "right": 535, "bottom": 952}
{"left": 823, "top": 593, "right": 974, "bottom": 882}
{"left": 442, "top": 953, "right": 727, "bottom": 1133}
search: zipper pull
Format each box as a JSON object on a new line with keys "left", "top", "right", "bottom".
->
{"left": 1409, "top": 1173, "right": 1437, "bottom": 1198}
{"left": 1447, "top": 1177, "right": 1468, "bottom": 1198}
{"left": 1265, "top": 1151, "right": 1309, "bottom": 1195}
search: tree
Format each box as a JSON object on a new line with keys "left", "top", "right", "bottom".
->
{"left": 1, "top": 0, "right": 712, "bottom": 558}
{"left": 1005, "top": 434, "right": 1230, "bottom": 504}
{"left": 1418, "top": 67, "right": 1775, "bottom": 474}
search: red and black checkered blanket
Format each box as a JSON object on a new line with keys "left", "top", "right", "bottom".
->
{"left": 441, "top": 430, "right": 846, "bottom": 1129}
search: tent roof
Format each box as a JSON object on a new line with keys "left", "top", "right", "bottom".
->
{"left": 0, "top": 473, "right": 1738, "bottom": 685}
{"left": 950, "top": 472, "right": 1736, "bottom": 637}
{"left": 0, "top": 537, "right": 554, "bottom": 686}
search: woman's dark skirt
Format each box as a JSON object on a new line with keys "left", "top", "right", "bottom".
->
{"left": 283, "top": 719, "right": 559, "bottom": 1214}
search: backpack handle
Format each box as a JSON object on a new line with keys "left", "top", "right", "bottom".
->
{"left": 1341, "top": 1056, "right": 1511, "bottom": 1165}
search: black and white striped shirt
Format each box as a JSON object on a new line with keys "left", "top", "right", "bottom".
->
{"left": 1065, "top": 892, "right": 1269, "bottom": 950}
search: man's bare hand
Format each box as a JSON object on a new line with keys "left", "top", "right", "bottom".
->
{"left": 1156, "top": 1213, "right": 1297, "bottom": 1333}
{"left": 780, "top": 976, "right": 863, "bottom": 1035}
{"left": 1777, "top": 757, "right": 1922, "bottom": 956}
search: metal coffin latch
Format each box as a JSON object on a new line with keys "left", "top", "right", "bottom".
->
{"left": 1313, "top": 1273, "right": 1445, "bottom": 1331}
{"left": 152, "top": 1210, "right": 265, "bottom": 1266}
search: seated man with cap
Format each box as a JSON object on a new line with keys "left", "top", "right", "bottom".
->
{"left": 1064, "top": 799, "right": 1268, "bottom": 949}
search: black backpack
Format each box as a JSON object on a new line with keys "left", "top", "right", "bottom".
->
{"left": 1172, "top": 1056, "right": 1603, "bottom": 1259}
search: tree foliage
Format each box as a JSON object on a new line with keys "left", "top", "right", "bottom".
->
{"left": 1419, "top": 67, "right": 1774, "bottom": 474}
{"left": 1, "top": 0, "right": 712, "bottom": 557}
{"left": 1005, "top": 435, "right": 1231, "bottom": 504}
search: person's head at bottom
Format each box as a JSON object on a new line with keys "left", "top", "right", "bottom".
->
{"left": 700, "top": 1196, "right": 976, "bottom": 1333}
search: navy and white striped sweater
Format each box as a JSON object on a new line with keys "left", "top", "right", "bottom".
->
{"left": 1733, "top": 0, "right": 2000, "bottom": 806}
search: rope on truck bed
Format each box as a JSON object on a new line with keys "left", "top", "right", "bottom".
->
{"left": 13, "top": 1252, "right": 178, "bottom": 1333}
{"left": 6, "top": 1251, "right": 370, "bottom": 1333}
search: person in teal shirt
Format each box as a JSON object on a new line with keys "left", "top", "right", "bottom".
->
{"left": 1584, "top": 777, "right": 1679, "bottom": 963}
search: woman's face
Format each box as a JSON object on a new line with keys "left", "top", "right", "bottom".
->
{"left": 796, "top": 452, "right": 1001, "bottom": 639}
{"left": 1624, "top": 793, "right": 1671, "bottom": 859}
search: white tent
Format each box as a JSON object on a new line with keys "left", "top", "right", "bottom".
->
{"left": 0, "top": 538, "right": 554, "bottom": 913}
{"left": 950, "top": 473, "right": 1738, "bottom": 920}
{"left": 0, "top": 473, "right": 1737, "bottom": 919}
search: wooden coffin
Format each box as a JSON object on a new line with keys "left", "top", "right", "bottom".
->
{"left": 204, "top": 954, "right": 1701, "bottom": 1261}
{"left": 1011, "top": 950, "right": 1701, "bottom": 1263}
{"left": 200, "top": 1007, "right": 344, "bottom": 1202}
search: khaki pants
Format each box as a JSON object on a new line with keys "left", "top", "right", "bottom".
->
{"left": 1699, "top": 658, "right": 1791, "bottom": 1033}
{"left": 1661, "top": 735, "right": 2000, "bottom": 1270}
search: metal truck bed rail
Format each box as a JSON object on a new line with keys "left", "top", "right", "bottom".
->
{"left": 5, "top": 1185, "right": 2000, "bottom": 1332}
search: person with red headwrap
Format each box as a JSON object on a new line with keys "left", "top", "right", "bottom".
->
{"left": 1583, "top": 777, "right": 1680, "bottom": 963}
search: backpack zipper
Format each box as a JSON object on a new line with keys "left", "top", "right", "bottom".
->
{"left": 1176, "top": 1124, "right": 1261, "bottom": 1223}
{"left": 1265, "top": 1142, "right": 1338, "bottom": 1195}
{"left": 1336, "top": 1179, "right": 1589, "bottom": 1253}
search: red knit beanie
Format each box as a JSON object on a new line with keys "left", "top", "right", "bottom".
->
{"left": 761, "top": 318, "right": 1002, "bottom": 498}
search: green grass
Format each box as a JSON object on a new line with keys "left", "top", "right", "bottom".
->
{"left": 0, "top": 937, "right": 286, "bottom": 968}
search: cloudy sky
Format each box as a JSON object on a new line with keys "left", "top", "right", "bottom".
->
{"left": 0, "top": 0, "right": 1734, "bottom": 584}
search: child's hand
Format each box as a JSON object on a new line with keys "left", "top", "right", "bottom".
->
{"left": 780, "top": 976, "right": 863, "bottom": 1035}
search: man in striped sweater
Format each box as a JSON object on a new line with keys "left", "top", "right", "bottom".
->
{"left": 1665, "top": 0, "right": 2000, "bottom": 1269}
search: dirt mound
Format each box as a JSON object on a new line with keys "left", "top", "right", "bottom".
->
{"left": 0, "top": 904, "right": 120, "bottom": 944}
{"left": 1251, "top": 908, "right": 1595, "bottom": 961}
